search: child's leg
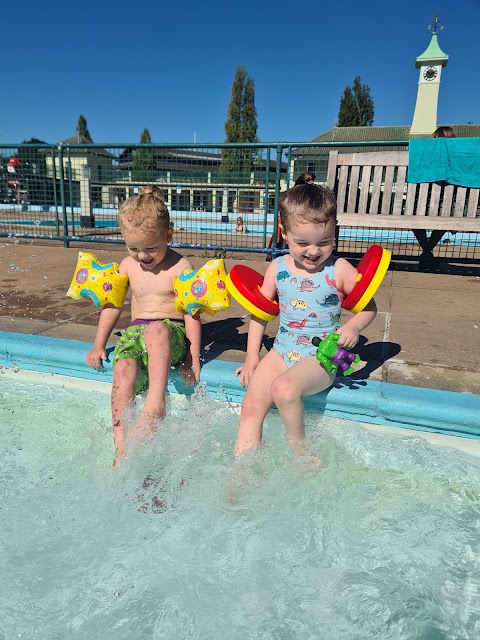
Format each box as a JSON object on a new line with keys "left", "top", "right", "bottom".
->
{"left": 138, "top": 321, "right": 172, "bottom": 427}
{"left": 111, "top": 357, "right": 139, "bottom": 465}
{"left": 270, "top": 356, "right": 335, "bottom": 454}
{"left": 235, "top": 349, "right": 286, "bottom": 457}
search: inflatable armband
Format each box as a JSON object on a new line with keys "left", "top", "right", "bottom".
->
{"left": 67, "top": 251, "right": 129, "bottom": 307}
{"left": 225, "top": 265, "right": 279, "bottom": 321}
{"left": 174, "top": 259, "right": 231, "bottom": 316}
{"left": 341, "top": 244, "right": 391, "bottom": 314}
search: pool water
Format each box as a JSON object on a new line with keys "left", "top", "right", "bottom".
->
{"left": 2, "top": 376, "right": 480, "bottom": 639}
{"left": 3, "top": 216, "right": 477, "bottom": 247}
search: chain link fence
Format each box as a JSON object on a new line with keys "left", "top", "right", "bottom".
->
{"left": 1, "top": 142, "right": 478, "bottom": 261}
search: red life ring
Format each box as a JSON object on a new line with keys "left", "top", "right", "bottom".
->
{"left": 341, "top": 244, "right": 391, "bottom": 314}
{"left": 225, "top": 265, "right": 279, "bottom": 321}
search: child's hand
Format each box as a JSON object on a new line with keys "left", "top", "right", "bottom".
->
{"left": 336, "top": 324, "right": 360, "bottom": 351}
{"left": 235, "top": 354, "right": 259, "bottom": 387}
{"left": 86, "top": 345, "right": 107, "bottom": 370}
{"left": 179, "top": 354, "right": 201, "bottom": 385}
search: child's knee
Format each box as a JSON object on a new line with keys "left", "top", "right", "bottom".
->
{"left": 112, "top": 359, "right": 139, "bottom": 396}
{"left": 113, "top": 358, "right": 138, "bottom": 382}
{"left": 144, "top": 320, "right": 169, "bottom": 339}
{"left": 271, "top": 376, "right": 296, "bottom": 407}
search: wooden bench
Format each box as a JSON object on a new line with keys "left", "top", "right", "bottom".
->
{"left": 326, "top": 150, "right": 480, "bottom": 233}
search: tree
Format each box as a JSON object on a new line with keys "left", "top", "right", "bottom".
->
{"left": 240, "top": 77, "right": 258, "bottom": 143}
{"left": 225, "top": 66, "right": 247, "bottom": 146}
{"left": 76, "top": 114, "right": 93, "bottom": 142}
{"left": 18, "top": 138, "right": 48, "bottom": 175}
{"left": 337, "top": 76, "right": 374, "bottom": 127}
{"left": 132, "top": 128, "right": 156, "bottom": 182}
{"left": 221, "top": 66, "right": 259, "bottom": 178}
{"left": 17, "top": 138, "right": 51, "bottom": 206}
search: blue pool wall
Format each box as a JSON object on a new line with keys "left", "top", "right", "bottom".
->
{"left": 1, "top": 331, "right": 479, "bottom": 441}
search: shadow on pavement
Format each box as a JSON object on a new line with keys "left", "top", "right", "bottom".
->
{"left": 389, "top": 259, "right": 480, "bottom": 277}
{"left": 334, "top": 337, "right": 401, "bottom": 388}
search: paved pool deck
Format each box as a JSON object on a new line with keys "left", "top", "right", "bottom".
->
{"left": 1, "top": 238, "right": 479, "bottom": 395}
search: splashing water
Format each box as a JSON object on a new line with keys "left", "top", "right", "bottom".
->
{"left": 1, "top": 376, "right": 480, "bottom": 639}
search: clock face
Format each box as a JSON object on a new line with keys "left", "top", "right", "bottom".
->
{"left": 423, "top": 66, "right": 438, "bottom": 82}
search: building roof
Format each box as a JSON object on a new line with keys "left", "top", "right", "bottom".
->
{"left": 58, "top": 134, "right": 116, "bottom": 158}
{"left": 306, "top": 124, "right": 480, "bottom": 154}
{"left": 416, "top": 32, "right": 448, "bottom": 67}
{"left": 313, "top": 126, "right": 411, "bottom": 144}
{"left": 116, "top": 147, "right": 287, "bottom": 173}
{"left": 309, "top": 126, "right": 410, "bottom": 154}
{"left": 61, "top": 133, "right": 94, "bottom": 145}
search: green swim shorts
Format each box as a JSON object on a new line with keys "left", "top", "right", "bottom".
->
{"left": 112, "top": 319, "right": 187, "bottom": 395}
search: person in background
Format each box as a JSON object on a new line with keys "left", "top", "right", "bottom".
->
{"left": 86, "top": 186, "right": 201, "bottom": 466}
{"left": 413, "top": 126, "right": 456, "bottom": 267}
{"left": 236, "top": 216, "right": 247, "bottom": 233}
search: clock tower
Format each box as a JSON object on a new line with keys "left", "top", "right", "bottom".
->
{"left": 411, "top": 15, "right": 449, "bottom": 135}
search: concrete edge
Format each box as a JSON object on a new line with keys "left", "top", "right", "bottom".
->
{"left": 1, "top": 330, "right": 479, "bottom": 441}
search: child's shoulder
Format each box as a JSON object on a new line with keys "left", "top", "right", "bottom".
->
{"left": 168, "top": 249, "right": 192, "bottom": 275}
{"left": 265, "top": 254, "right": 285, "bottom": 277}
{"left": 333, "top": 256, "right": 358, "bottom": 295}
{"left": 272, "top": 254, "right": 287, "bottom": 270}
{"left": 118, "top": 255, "right": 134, "bottom": 275}
{"left": 333, "top": 255, "right": 356, "bottom": 274}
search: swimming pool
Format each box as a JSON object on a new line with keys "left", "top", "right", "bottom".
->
{"left": 2, "top": 367, "right": 480, "bottom": 638}
{"left": 2, "top": 216, "right": 478, "bottom": 246}
{"left": 2, "top": 332, "right": 480, "bottom": 638}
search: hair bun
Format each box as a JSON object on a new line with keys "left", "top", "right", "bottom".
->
{"left": 139, "top": 185, "right": 165, "bottom": 199}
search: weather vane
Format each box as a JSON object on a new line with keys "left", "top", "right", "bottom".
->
{"left": 428, "top": 13, "right": 444, "bottom": 33}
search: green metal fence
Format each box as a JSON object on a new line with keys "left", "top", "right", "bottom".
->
{"left": 1, "top": 141, "right": 479, "bottom": 262}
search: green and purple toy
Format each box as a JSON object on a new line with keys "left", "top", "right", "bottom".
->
{"left": 312, "top": 334, "right": 360, "bottom": 376}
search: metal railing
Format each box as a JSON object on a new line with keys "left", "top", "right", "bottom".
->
{"left": 1, "top": 141, "right": 478, "bottom": 261}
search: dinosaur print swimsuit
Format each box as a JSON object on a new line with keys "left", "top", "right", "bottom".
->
{"left": 272, "top": 255, "right": 342, "bottom": 368}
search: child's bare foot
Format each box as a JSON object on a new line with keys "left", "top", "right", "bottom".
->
{"left": 134, "top": 402, "right": 165, "bottom": 436}
{"left": 296, "top": 450, "right": 322, "bottom": 471}
{"left": 288, "top": 439, "right": 322, "bottom": 470}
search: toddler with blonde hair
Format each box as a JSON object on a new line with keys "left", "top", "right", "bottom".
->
{"left": 86, "top": 186, "right": 201, "bottom": 466}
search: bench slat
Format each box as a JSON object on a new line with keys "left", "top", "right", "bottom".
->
{"left": 405, "top": 183, "right": 417, "bottom": 216}
{"left": 337, "top": 213, "right": 479, "bottom": 232}
{"left": 337, "top": 165, "right": 348, "bottom": 213}
{"left": 358, "top": 166, "right": 371, "bottom": 213}
{"left": 347, "top": 166, "right": 360, "bottom": 212}
{"left": 454, "top": 189, "right": 467, "bottom": 217}
{"left": 416, "top": 183, "right": 429, "bottom": 216}
{"left": 392, "top": 166, "right": 407, "bottom": 216}
{"left": 428, "top": 183, "right": 442, "bottom": 216}
{"left": 440, "top": 185, "right": 454, "bottom": 217}
{"left": 335, "top": 150, "right": 409, "bottom": 166}
{"left": 370, "top": 166, "right": 383, "bottom": 213}
{"left": 381, "top": 166, "right": 395, "bottom": 215}
{"left": 466, "top": 189, "right": 479, "bottom": 217}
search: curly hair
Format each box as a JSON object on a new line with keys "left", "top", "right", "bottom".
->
{"left": 118, "top": 185, "right": 170, "bottom": 235}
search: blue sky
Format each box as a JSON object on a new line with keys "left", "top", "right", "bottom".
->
{"left": 3, "top": 0, "right": 479, "bottom": 145}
